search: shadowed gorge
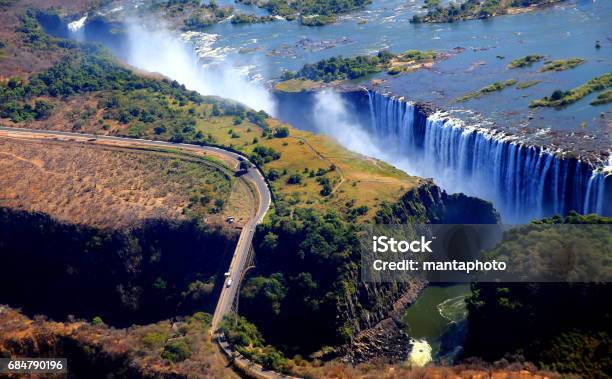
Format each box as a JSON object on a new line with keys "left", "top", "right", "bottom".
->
{"left": 0, "top": 208, "right": 237, "bottom": 326}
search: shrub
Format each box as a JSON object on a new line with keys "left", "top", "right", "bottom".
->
{"left": 161, "top": 338, "right": 192, "bottom": 362}
{"left": 273, "top": 126, "right": 289, "bottom": 138}
{"left": 287, "top": 173, "right": 302, "bottom": 184}
{"left": 267, "top": 169, "right": 280, "bottom": 181}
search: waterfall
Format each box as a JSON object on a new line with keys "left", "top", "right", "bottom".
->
{"left": 365, "top": 91, "right": 611, "bottom": 223}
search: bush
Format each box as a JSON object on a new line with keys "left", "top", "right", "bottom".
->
{"left": 142, "top": 331, "right": 168, "bottom": 348}
{"left": 273, "top": 126, "right": 289, "bottom": 138}
{"left": 267, "top": 169, "right": 280, "bottom": 181}
{"left": 251, "top": 145, "right": 281, "bottom": 165}
{"left": 286, "top": 173, "right": 302, "bottom": 184}
{"left": 161, "top": 338, "right": 192, "bottom": 363}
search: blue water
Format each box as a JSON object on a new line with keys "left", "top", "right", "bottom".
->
{"left": 365, "top": 91, "right": 610, "bottom": 222}
{"left": 202, "top": 0, "right": 611, "bottom": 130}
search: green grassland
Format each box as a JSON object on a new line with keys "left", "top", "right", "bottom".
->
{"left": 276, "top": 49, "right": 437, "bottom": 89}
{"left": 516, "top": 80, "right": 541, "bottom": 89}
{"left": 507, "top": 54, "right": 544, "bottom": 69}
{"left": 457, "top": 79, "right": 518, "bottom": 102}
{"left": 539, "top": 58, "right": 585, "bottom": 72}
{"left": 590, "top": 89, "right": 612, "bottom": 106}
{"left": 530, "top": 72, "right": 612, "bottom": 108}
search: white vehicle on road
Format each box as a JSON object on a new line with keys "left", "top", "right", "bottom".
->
{"left": 226, "top": 278, "right": 232, "bottom": 288}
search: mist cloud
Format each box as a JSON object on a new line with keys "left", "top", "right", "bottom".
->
{"left": 125, "top": 22, "right": 276, "bottom": 115}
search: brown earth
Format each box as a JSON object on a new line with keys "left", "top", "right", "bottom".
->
{"left": 0, "top": 0, "right": 101, "bottom": 78}
{"left": 0, "top": 305, "right": 238, "bottom": 379}
{"left": 0, "top": 136, "right": 251, "bottom": 228}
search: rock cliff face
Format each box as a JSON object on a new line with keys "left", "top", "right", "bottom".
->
{"left": 379, "top": 179, "right": 501, "bottom": 224}
{"left": 340, "top": 181, "right": 499, "bottom": 363}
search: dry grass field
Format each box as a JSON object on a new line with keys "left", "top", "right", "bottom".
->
{"left": 0, "top": 137, "right": 253, "bottom": 228}
{"left": 0, "top": 306, "right": 238, "bottom": 379}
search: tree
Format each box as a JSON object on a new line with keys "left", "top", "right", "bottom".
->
{"left": 273, "top": 126, "right": 289, "bottom": 138}
{"left": 550, "top": 89, "right": 565, "bottom": 100}
{"left": 267, "top": 169, "right": 280, "bottom": 181}
{"left": 287, "top": 173, "right": 302, "bottom": 184}
{"left": 161, "top": 338, "right": 192, "bottom": 362}
{"left": 33, "top": 99, "right": 52, "bottom": 120}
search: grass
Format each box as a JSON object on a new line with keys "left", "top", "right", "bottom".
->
{"left": 516, "top": 80, "right": 541, "bottom": 89}
{"left": 0, "top": 307, "right": 236, "bottom": 378}
{"left": 396, "top": 49, "right": 437, "bottom": 62}
{"left": 194, "top": 105, "right": 419, "bottom": 219}
{"left": 507, "top": 55, "right": 544, "bottom": 69}
{"left": 273, "top": 79, "right": 324, "bottom": 93}
{"left": 590, "top": 90, "right": 612, "bottom": 106}
{"left": 0, "top": 138, "right": 250, "bottom": 228}
{"left": 530, "top": 72, "right": 612, "bottom": 108}
{"left": 277, "top": 50, "right": 436, "bottom": 87}
{"left": 540, "top": 58, "right": 585, "bottom": 72}
{"left": 457, "top": 79, "right": 518, "bottom": 102}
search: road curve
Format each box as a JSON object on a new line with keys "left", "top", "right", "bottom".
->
{"left": 0, "top": 126, "right": 271, "bottom": 331}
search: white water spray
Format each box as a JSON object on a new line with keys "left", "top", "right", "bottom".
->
{"left": 313, "top": 90, "right": 417, "bottom": 173}
{"left": 67, "top": 15, "right": 87, "bottom": 41}
{"left": 124, "top": 22, "right": 276, "bottom": 115}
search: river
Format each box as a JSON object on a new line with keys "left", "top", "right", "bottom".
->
{"left": 403, "top": 284, "right": 470, "bottom": 366}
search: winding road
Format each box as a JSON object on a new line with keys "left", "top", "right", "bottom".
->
{"left": 0, "top": 126, "right": 271, "bottom": 332}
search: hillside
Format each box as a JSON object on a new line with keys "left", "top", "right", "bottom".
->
{"left": 0, "top": 10, "right": 420, "bottom": 221}
{"left": 0, "top": 306, "right": 237, "bottom": 378}
{"left": 0, "top": 136, "right": 252, "bottom": 228}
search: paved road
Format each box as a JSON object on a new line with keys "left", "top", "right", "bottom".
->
{"left": 0, "top": 126, "right": 271, "bottom": 331}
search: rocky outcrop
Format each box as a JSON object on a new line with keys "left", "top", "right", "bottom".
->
{"left": 376, "top": 179, "right": 501, "bottom": 224}
{"left": 342, "top": 318, "right": 412, "bottom": 364}
{"left": 340, "top": 279, "right": 427, "bottom": 364}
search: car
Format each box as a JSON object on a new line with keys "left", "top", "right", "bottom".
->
{"left": 224, "top": 271, "right": 231, "bottom": 277}
{"left": 226, "top": 278, "right": 232, "bottom": 288}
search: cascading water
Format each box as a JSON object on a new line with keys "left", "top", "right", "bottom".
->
{"left": 365, "top": 91, "right": 610, "bottom": 223}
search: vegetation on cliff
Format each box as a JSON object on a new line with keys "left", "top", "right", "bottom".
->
{"left": 464, "top": 213, "right": 612, "bottom": 378}
{"left": 220, "top": 314, "right": 291, "bottom": 372}
{"left": 237, "top": 182, "right": 499, "bottom": 357}
{"left": 0, "top": 208, "right": 236, "bottom": 326}
{"left": 0, "top": 307, "right": 235, "bottom": 378}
